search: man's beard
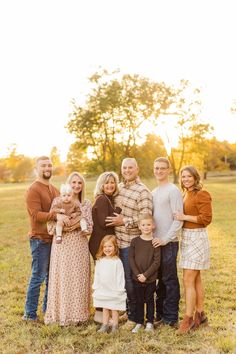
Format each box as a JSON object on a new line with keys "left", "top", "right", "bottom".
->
{"left": 43, "top": 172, "right": 52, "bottom": 180}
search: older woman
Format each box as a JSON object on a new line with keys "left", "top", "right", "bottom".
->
{"left": 44, "top": 172, "right": 93, "bottom": 326}
{"left": 88, "top": 171, "right": 121, "bottom": 323}
{"left": 174, "top": 166, "right": 212, "bottom": 334}
{"left": 89, "top": 171, "right": 121, "bottom": 260}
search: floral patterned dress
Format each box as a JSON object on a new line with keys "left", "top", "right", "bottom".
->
{"left": 44, "top": 199, "right": 93, "bottom": 326}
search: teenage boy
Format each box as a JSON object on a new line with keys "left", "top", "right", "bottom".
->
{"left": 152, "top": 157, "right": 183, "bottom": 326}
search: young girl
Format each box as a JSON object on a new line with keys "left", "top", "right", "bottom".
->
{"left": 49, "top": 183, "right": 87, "bottom": 243}
{"left": 92, "top": 235, "right": 126, "bottom": 333}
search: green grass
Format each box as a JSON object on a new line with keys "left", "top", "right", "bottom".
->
{"left": 0, "top": 177, "right": 236, "bottom": 354}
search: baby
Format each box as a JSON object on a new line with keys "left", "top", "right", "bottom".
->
{"left": 50, "top": 183, "right": 87, "bottom": 243}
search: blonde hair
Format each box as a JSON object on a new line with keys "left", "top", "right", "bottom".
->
{"left": 180, "top": 165, "right": 203, "bottom": 191}
{"left": 60, "top": 183, "right": 72, "bottom": 195}
{"left": 96, "top": 235, "right": 119, "bottom": 259}
{"left": 138, "top": 213, "right": 154, "bottom": 223}
{"left": 66, "top": 171, "right": 86, "bottom": 203}
{"left": 94, "top": 172, "right": 119, "bottom": 198}
{"left": 153, "top": 157, "right": 170, "bottom": 168}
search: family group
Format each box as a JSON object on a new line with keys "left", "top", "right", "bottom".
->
{"left": 22, "top": 155, "right": 212, "bottom": 335}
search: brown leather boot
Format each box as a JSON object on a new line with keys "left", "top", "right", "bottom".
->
{"left": 177, "top": 315, "right": 195, "bottom": 334}
{"left": 194, "top": 311, "right": 208, "bottom": 329}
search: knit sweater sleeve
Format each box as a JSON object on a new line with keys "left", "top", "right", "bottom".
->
{"left": 128, "top": 239, "right": 140, "bottom": 278}
{"left": 164, "top": 187, "right": 183, "bottom": 244}
{"left": 196, "top": 190, "right": 212, "bottom": 226}
{"left": 93, "top": 195, "right": 112, "bottom": 229}
{"left": 26, "top": 187, "right": 57, "bottom": 223}
{"left": 143, "top": 246, "right": 161, "bottom": 279}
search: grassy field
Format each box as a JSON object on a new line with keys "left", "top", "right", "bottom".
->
{"left": 0, "top": 177, "right": 236, "bottom": 354}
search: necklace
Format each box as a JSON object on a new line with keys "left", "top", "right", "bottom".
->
{"left": 104, "top": 194, "right": 115, "bottom": 211}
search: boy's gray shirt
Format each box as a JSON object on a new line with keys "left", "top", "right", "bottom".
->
{"left": 152, "top": 183, "right": 183, "bottom": 244}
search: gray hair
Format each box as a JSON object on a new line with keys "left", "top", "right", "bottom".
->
{"left": 94, "top": 171, "right": 119, "bottom": 198}
{"left": 122, "top": 157, "right": 138, "bottom": 168}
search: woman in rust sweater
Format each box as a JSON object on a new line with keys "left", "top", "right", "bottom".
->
{"left": 174, "top": 165, "right": 212, "bottom": 334}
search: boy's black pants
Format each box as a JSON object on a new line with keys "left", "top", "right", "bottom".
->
{"left": 134, "top": 280, "right": 156, "bottom": 324}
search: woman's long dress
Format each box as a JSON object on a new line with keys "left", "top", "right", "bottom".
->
{"left": 44, "top": 199, "right": 93, "bottom": 326}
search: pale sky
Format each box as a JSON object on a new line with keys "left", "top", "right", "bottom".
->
{"left": 0, "top": 0, "right": 235, "bottom": 161}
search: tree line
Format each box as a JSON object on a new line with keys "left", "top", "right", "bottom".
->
{"left": 1, "top": 70, "right": 236, "bottom": 183}
{"left": 1, "top": 137, "right": 236, "bottom": 184}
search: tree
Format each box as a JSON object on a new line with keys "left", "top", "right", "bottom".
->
{"left": 67, "top": 69, "right": 175, "bottom": 173}
{"left": 135, "top": 134, "right": 166, "bottom": 178}
{"left": 0, "top": 159, "right": 10, "bottom": 182}
{"left": 162, "top": 81, "right": 213, "bottom": 182}
{"left": 66, "top": 141, "right": 90, "bottom": 174}
{"left": 5, "top": 144, "right": 22, "bottom": 172}
{"left": 50, "top": 146, "right": 64, "bottom": 176}
{"left": 12, "top": 157, "right": 34, "bottom": 182}
{"left": 3, "top": 145, "right": 34, "bottom": 182}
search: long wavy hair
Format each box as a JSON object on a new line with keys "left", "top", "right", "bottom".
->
{"left": 180, "top": 165, "right": 203, "bottom": 192}
{"left": 96, "top": 235, "right": 119, "bottom": 259}
{"left": 66, "top": 171, "right": 86, "bottom": 203}
{"left": 94, "top": 171, "right": 119, "bottom": 198}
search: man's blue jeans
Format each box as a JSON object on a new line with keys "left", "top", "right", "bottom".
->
{"left": 156, "top": 242, "right": 180, "bottom": 324}
{"left": 119, "top": 247, "right": 136, "bottom": 322}
{"left": 24, "top": 239, "right": 51, "bottom": 319}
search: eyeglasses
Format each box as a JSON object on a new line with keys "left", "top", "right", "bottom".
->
{"left": 154, "top": 167, "right": 168, "bottom": 171}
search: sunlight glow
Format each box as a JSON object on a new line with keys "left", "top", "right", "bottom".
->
{"left": 157, "top": 116, "right": 180, "bottom": 156}
{"left": 0, "top": 0, "right": 236, "bottom": 160}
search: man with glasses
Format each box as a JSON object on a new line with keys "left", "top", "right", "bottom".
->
{"left": 152, "top": 157, "right": 183, "bottom": 327}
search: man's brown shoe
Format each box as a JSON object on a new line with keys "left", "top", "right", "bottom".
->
{"left": 194, "top": 311, "right": 208, "bottom": 329}
{"left": 177, "top": 315, "right": 195, "bottom": 334}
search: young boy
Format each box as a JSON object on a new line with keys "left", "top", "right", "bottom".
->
{"left": 50, "top": 183, "right": 87, "bottom": 243}
{"left": 129, "top": 213, "right": 161, "bottom": 333}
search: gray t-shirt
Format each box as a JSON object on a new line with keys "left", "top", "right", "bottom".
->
{"left": 152, "top": 183, "right": 183, "bottom": 244}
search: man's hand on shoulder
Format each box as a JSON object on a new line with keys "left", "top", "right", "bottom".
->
{"left": 152, "top": 238, "right": 165, "bottom": 248}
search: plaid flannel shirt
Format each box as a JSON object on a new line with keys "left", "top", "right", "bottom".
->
{"left": 115, "top": 180, "right": 153, "bottom": 248}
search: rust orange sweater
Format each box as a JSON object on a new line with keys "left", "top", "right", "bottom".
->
{"left": 183, "top": 190, "right": 212, "bottom": 229}
{"left": 26, "top": 181, "right": 59, "bottom": 242}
